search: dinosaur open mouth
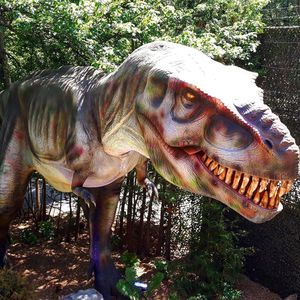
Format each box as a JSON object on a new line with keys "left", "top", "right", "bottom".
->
{"left": 192, "top": 150, "right": 293, "bottom": 210}
{"left": 139, "top": 114, "right": 294, "bottom": 213}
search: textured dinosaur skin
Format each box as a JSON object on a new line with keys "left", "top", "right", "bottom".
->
{"left": 0, "top": 41, "right": 299, "bottom": 298}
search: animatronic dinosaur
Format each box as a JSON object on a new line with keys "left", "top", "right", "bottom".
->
{"left": 0, "top": 41, "right": 299, "bottom": 298}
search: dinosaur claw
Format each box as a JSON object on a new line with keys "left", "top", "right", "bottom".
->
{"left": 86, "top": 194, "right": 96, "bottom": 208}
{"left": 72, "top": 187, "right": 96, "bottom": 208}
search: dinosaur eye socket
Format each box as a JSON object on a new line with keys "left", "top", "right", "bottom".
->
{"left": 181, "top": 88, "right": 199, "bottom": 107}
{"left": 172, "top": 87, "right": 204, "bottom": 122}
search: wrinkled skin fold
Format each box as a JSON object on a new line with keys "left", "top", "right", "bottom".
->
{"left": 0, "top": 41, "right": 298, "bottom": 298}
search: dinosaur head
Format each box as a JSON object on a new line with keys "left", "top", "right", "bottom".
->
{"left": 124, "top": 41, "right": 299, "bottom": 223}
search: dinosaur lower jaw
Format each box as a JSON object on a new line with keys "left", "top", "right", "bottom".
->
{"left": 191, "top": 150, "right": 293, "bottom": 211}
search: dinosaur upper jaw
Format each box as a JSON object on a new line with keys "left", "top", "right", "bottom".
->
{"left": 183, "top": 147, "right": 293, "bottom": 209}
{"left": 184, "top": 148, "right": 291, "bottom": 221}
{"left": 181, "top": 147, "right": 290, "bottom": 223}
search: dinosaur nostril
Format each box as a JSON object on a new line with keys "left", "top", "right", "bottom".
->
{"left": 264, "top": 139, "right": 273, "bottom": 149}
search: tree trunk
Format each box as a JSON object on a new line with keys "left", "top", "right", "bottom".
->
{"left": 42, "top": 178, "right": 47, "bottom": 220}
{"left": 156, "top": 181, "right": 166, "bottom": 256}
{"left": 118, "top": 176, "right": 129, "bottom": 248}
{"left": 35, "top": 176, "right": 41, "bottom": 221}
{"left": 75, "top": 197, "right": 81, "bottom": 241}
{"left": 66, "top": 193, "right": 73, "bottom": 242}
{"left": 0, "top": 29, "right": 10, "bottom": 88}
{"left": 144, "top": 173, "right": 158, "bottom": 256}
{"left": 165, "top": 202, "right": 172, "bottom": 260}
{"left": 126, "top": 172, "right": 135, "bottom": 251}
{"left": 131, "top": 178, "right": 138, "bottom": 224}
{"left": 137, "top": 187, "right": 147, "bottom": 255}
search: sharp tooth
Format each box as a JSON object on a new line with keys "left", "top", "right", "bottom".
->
{"left": 225, "top": 168, "right": 234, "bottom": 185}
{"left": 214, "top": 166, "right": 219, "bottom": 175}
{"left": 232, "top": 171, "right": 241, "bottom": 190}
{"left": 201, "top": 154, "right": 207, "bottom": 162}
{"left": 268, "top": 192, "right": 277, "bottom": 209}
{"left": 253, "top": 190, "right": 261, "bottom": 204}
{"left": 286, "top": 180, "right": 293, "bottom": 193}
{"left": 274, "top": 194, "right": 280, "bottom": 208}
{"left": 217, "top": 166, "right": 225, "bottom": 175}
{"left": 205, "top": 157, "right": 213, "bottom": 167}
{"left": 269, "top": 181, "right": 278, "bottom": 198}
{"left": 239, "top": 174, "right": 250, "bottom": 194}
{"left": 219, "top": 168, "right": 226, "bottom": 180}
{"left": 260, "top": 191, "right": 269, "bottom": 208}
{"left": 246, "top": 176, "right": 259, "bottom": 199}
{"left": 259, "top": 178, "right": 269, "bottom": 192}
{"left": 278, "top": 181, "right": 287, "bottom": 197}
{"left": 209, "top": 161, "right": 218, "bottom": 171}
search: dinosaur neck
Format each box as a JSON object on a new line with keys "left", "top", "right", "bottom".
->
{"left": 94, "top": 69, "right": 149, "bottom": 158}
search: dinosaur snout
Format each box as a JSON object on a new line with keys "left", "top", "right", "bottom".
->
{"left": 240, "top": 104, "right": 299, "bottom": 180}
{"left": 204, "top": 114, "right": 254, "bottom": 151}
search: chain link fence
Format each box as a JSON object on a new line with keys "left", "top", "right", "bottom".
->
{"left": 238, "top": 2, "right": 300, "bottom": 297}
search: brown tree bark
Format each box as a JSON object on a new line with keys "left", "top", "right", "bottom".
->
{"left": 75, "top": 197, "right": 81, "bottom": 241}
{"left": 42, "top": 178, "right": 47, "bottom": 220}
{"left": 156, "top": 181, "right": 166, "bottom": 256}
{"left": 66, "top": 193, "right": 73, "bottom": 242}
{"left": 35, "top": 176, "right": 41, "bottom": 221}
{"left": 144, "top": 172, "right": 158, "bottom": 256}
{"left": 137, "top": 187, "right": 147, "bottom": 255}
{"left": 118, "top": 175, "right": 129, "bottom": 238}
{"left": 126, "top": 172, "right": 135, "bottom": 251}
{"left": 165, "top": 202, "right": 172, "bottom": 261}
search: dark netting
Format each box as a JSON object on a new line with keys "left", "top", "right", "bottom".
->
{"left": 263, "top": 0, "right": 300, "bottom": 26}
{"left": 238, "top": 13, "right": 300, "bottom": 297}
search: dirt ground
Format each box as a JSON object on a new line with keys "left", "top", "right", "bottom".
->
{"left": 7, "top": 222, "right": 283, "bottom": 300}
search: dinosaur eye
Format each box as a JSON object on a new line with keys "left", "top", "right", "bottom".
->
{"left": 185, "top": 91, "right": 196, "bottom": 101}
{"left": 181, "top": 88, "right": 199, "bottom": 107}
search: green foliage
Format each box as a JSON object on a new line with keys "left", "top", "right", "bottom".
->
{"left": 220, "top": 282, "right": 242, "bottom": 300}
{"left": 117, "top": 252, "right": 140, "bottom": 299}
{"left": 0, "top": 0, "right": 269, "bottom": 89}
{"left": 38, "top": 220, "right": 55, "bottom": 240}
{"left": 20, "top": 220, "right": 55, "bottom": 244}
{"left": 170, "top": 197, "right": 249, "bottom": 298}
{"left": 0, "top": 269, "right": 37, "bottom": 300}
{"left": 154, "top": 259, "right": 169, "bottom": 276}
{"left": 120, "top": 250, "right": 140, "bottom": 268}
{"left": 117, "top": 252, "right": 165, "bottom": 299}
{"left": 20, "top": 229, "right": 38, "bottom": 245}
{"left": 145, "top": 271, "right": 164, "bottom": 297}
{"left": 116, "top": 278, "right": 140, "bottom": 300}
{"left": 263, "top": 0, "right": 299, "bottom": 26}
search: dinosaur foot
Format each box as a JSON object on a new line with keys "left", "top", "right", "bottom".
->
{"left": 89, "top": 259, "right": 128, "bottom": 300}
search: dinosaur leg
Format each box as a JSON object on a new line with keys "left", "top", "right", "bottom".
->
{"left": 0, "top": 139, "right": 32, "bottom": 267}
{"left": 74, "top": 178, "right": 124, "bottom": 299}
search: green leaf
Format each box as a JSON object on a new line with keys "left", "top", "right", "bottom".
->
{"left": 146, "top": 272, "right": 164, "bottom": 296}
{"left": 116, "top": 279, "right": 140, "bottom": 300}
{"left": 125, "top": 267, "right": 138, "bottom": 284}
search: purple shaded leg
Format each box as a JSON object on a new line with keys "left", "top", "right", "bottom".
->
{"left": 0, "top": 236, "right": 8, "bottom": 268}
{"left": 81, "top": 178, "right": 126, "bottom": 299}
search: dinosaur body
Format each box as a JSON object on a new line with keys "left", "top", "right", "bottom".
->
{"left": 0, "top": 41, "right": 299, "bottom": 298}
